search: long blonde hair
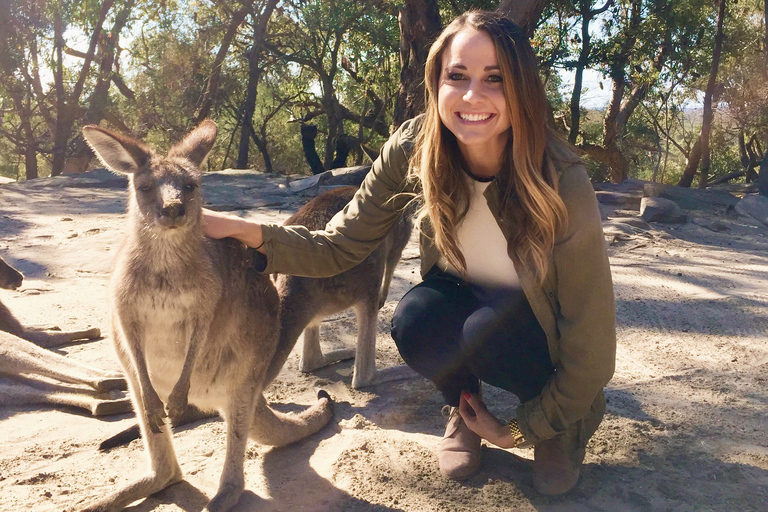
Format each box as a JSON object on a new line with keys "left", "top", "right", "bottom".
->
{"left": 409, "top": 10, "right": 568, "bottom": 284}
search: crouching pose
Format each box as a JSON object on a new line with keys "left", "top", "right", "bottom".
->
{"left": 203, "top": 10, "right": 615, "bottom": 496}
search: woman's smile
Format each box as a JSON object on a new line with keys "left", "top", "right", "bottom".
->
{"left": 456, "top": 112, "right": 495, "bottom": 123}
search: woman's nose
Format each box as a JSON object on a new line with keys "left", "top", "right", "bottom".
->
{"left": 463, "top": 81, "right": 484, "bottom": 102}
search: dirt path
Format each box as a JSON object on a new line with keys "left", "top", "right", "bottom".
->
{"left": 1, "top": 170, "right": 766, "bottom": 511}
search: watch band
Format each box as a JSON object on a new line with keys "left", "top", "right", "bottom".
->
{"left": 508, "top": 418, "right": 526, "bottom": 447}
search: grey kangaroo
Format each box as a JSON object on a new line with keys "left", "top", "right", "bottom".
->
{"left": 266, "top": 186, "right": 415, "bottom": 389}
{"left": 0, "top": 254, "right": 130, "bottom": 416}
{"left": 81, "top": 120, "right": 333, "bottom": 512}
{"left": 0, "top": 256, "right": 101, "bottom": 348}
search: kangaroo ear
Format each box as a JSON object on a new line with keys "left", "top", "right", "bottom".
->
{"left": 82, "top": 125, "right": 151, "bottom": 175}
{"left": 168, "top": 120, "right": 218, "bottom": 168}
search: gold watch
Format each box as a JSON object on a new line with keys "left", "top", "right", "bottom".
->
{"left": 508, "top": 419, "right": 526, "bottom": 447}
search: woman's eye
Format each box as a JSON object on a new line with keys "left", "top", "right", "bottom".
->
{"left": 487, "top": 74, "right": 503, "bottom": 83}
{"left": 447, "top": 72, "right": 465, "bottom": 81}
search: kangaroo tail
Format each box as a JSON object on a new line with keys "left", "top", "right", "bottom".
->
{"left": 250, "top": 389, "right": 333, "bottom": 447}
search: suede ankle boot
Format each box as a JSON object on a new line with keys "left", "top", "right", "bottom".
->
{"left": 533, "top": 390, "right": 606, "bottom": 495}
{"left": 532, "top": 435, "right": 581, "bottom": 495}
{"left": 438, "top": 405, "right": 481, "bottom": 480}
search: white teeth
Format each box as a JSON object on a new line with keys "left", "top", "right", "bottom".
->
{"left": 460, "top": 113, "right": 491, "bottom": 122}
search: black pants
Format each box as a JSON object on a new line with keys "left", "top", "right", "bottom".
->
{"left": 391, "top": 268, "right": 554, "bottom": 407}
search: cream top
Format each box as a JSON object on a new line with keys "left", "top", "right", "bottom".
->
{"left": 438, "top": 177, "right": 520, "bottom": 289}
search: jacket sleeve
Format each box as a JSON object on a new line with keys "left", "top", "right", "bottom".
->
{"left": 259, "top": 119, "right": 416, "bottom": 277}
{"left": 517, "top": 163, "right": 616, "bottom": 442}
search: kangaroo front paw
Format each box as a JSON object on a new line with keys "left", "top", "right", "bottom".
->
{"left": 166, "top": 387, "right": 189, "bottom": 422}
{"left": 143, "top": 394, "right": 167, "bottom": 433}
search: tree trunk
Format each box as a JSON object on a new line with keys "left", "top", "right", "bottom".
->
{"left": 760, "top": 135, "right": 768, "bottom": 196}
{"left": 24, "top": 145, "right": 38, "bottom": 180}
{"left": 698, "top": 0, "right": 726, "bottom": 189}
{"left": 195, "top": 3, "right": 250, "bottom": 124}
{"left": 237, "top": 54, "right": 260, "bottom": 169}
{"left": 678, "top": 135, "right": 702, "bottom": 187}
{"left": 760, "top": 0, "right": 768, "bottom": 196}
{"left": 300, "top": 124, "right": 325, "bottom": 175}
{"left": 568, "top": 1, "right": 612, "bottom": 144}
{"left": 497, "top": 0, "right": 549, "bottom": 36}
{"left": 236, "top": 0, "right": 279, "bottom": 169}
{"left": 393, "top": 0, "right": 441, "bottom": 128}
{"left": 569, "top": 1, "right": 591, "bottom": 144}
{"left": 252, "top": 127, "right": 274, "bottom": 174}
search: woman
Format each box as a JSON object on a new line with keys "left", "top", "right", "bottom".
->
{"left": 203, "top": 10, "right": 615, "bottom": 496}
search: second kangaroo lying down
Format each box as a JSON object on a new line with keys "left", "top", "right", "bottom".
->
{"left": 266, "top": 186, "right": 415, "bottom": 389}
{"left": 0, "top": 256, "right": 101, "bottom": 348}
{"left": 0, "top": 255, "right": 129, "bottom": 416}
{"left": 81, "top": 121, "right": 333, "bottom": 512}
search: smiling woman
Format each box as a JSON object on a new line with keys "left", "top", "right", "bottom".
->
{"left": 202, "top": 9, "right": 615, "bottom": 498}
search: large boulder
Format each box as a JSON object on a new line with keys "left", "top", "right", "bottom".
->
{"left": 640, "top": 196, "right": 687, "bottom": 223}
{"left": 643, "top": 182, "right": 738, "bottom": 212}
{"left": 735, "top": 193, "right": 768, "bottom": 226}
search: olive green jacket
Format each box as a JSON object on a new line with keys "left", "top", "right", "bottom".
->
{"left": 260, "top": 117, "right": 616, "bottom": 444}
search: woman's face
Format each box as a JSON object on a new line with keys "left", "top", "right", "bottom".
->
{"left": 437, "top": 27, "right": 511, "bottom": 171}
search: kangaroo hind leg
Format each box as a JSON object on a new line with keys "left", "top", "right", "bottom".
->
{"left": 351, "top": 298, "right": 417, "bottom": 389}
{"left": 81, "top": 371, "right": 183, "bottom": 512}
{"left": 204, "top": 389, "right": 258, "bottom": 512}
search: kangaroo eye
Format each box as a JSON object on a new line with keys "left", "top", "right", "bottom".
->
{"left": 184, "top": 183, "right": 198, "bottom": 192}
{"left": 137, "top": 184, "right": 153, "bottom": 193}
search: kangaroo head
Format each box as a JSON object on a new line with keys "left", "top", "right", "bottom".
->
{"left": 0, "top": 255, "right": 23, "bottom": 290}
{"left": 83, "top": 121, "right": 218, "bottom": 233}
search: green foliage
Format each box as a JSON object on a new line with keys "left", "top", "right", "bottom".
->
{"left": 0, "top": 0, "right": 767, "bottom": 186}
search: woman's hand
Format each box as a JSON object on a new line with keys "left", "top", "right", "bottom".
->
{"left": 201, "top": 208, "right": 264, "bottom": 251}
{"left": 458, "top": 392, "right": 518, "bottom": 449}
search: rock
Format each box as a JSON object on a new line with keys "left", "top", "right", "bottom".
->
{"left": 606, "top": 216, "right": 651, "bottom": 230}
{"left": 60, "top": 167, "right": 128, "bottom": 189}
{"left": 640, "top": 197, "right": 687, "bottom": 223}
{"left": 643, "top": 182, "right": 738, "bottom": 212}
{"left": 691, "top": 216, "right": 729, "bottom": 232}
{"left": 287, "top": 165, "right": 371, "bottom": 194}
{"left": 595, "top": 190, "right": 643, "bottom": 207}
{"left": 735, "top": 194, "right": 768, "bottom": 226}
{"left": 288, "top": 173, "right": 322, "bottom": 192}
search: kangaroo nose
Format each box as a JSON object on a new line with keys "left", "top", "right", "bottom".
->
{"left": 161, "top": 203, "right": 185, "bottom": 219}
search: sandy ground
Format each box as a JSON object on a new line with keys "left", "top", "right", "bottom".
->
{"left": 0, "top": 169, "right": 767, "bottom": 512}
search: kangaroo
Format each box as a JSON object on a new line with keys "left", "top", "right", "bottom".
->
{"left": 265, "top": 186, "right": 416, "bottom": 389}
{"left": 99, "top": 186, "right": 413, "bottom": 451}
{"left": 81, "top": 120, "right": 333, "bottom": 512}
{"left": 0, "top": 255, "right": 101, "bottom": 348}
{"left": 0, "top": 255, "right": 130, "bottom": 416}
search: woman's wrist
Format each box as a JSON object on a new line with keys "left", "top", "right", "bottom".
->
{"left": 236, "top": 217, "right": 264, "bottom": 251}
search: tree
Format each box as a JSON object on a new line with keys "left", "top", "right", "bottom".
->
{"left": 680, "top": 0, "right": 726, "bottom": 188}
{"left": 236, "top": 0, "right": 280, "bottom": 169}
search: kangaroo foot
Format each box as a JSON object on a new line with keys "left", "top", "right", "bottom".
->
{"left": 81, "top": 467, "right": 183, "bottom": 512}
{"left": 352, "top": 364, "right": 419, "bottom": 389}
{"left": 91, "top": 397, "right": 133, "bottom": 417}
{"left": 93, "top": 376, "right": 128, "bottom": 392}
{"left": 300, "top": 346, "right": 356, "bottom": 372}
{"left": 203, "top": 481, "right": 245, "bottom": 512}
